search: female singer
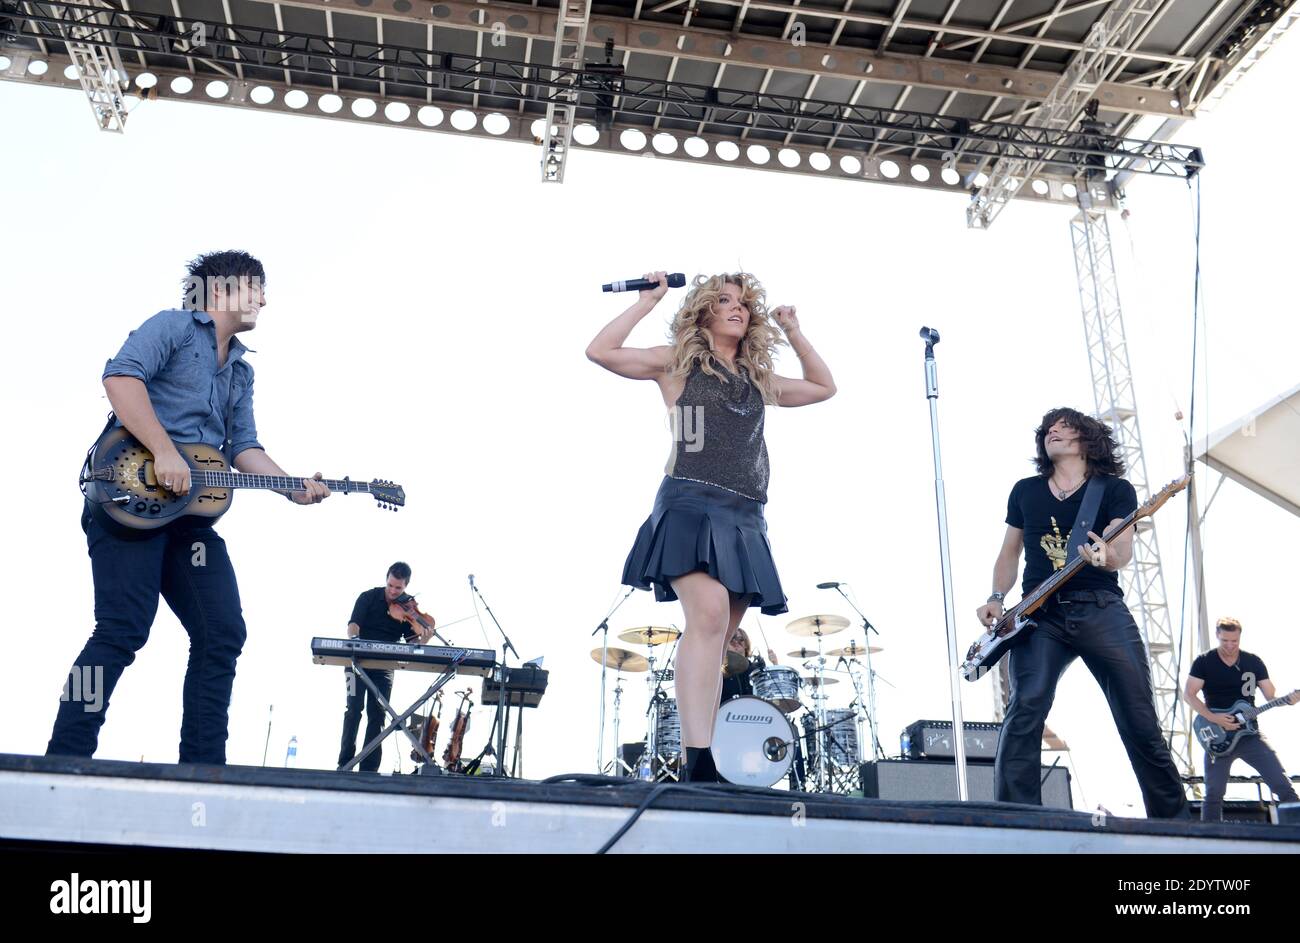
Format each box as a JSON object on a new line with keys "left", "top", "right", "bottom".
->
{"left": 586, "top": 271, "right": 836, "bottom": 781}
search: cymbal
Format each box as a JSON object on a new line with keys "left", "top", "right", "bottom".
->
{"left": 786, "top": 614, "right": 850, "bottom": 638}
{"left": 802, "top": 675, "right": 839, "bottom": 687}
{"left": 826, "top": 642, "right": 884, "bottom": 656}
{"left": 617, "top": 626, "right": 681, "bottom": 647}
{"left": 787, "top": 647, "right": 823, "bottom": 660}
{"left": 722, "top": 651, "right": 750, "bottom": 677}
{"left": 591, "top": 647, "right": 649, "bottom": 672}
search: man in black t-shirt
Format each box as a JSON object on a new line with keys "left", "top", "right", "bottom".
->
{"left": 337, "top": 561, "right": 433, "bottom": 772}
{"left": 976, "top": 408, "right": 1188, "bottom": 818}
{"left": 1184, "top": 617, "right": 1298, "bottom": 821}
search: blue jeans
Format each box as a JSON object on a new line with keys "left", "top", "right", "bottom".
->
{"left": 47, "top": 504, "right": 248, "bottom": 764}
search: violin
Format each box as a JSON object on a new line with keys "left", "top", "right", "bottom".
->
{"left": 411, "top": 691, "right": 444, "bottom": 763}
{"left": 388, "top": 592, "right": 437, "bottom": 642}
{"left": 443, "top": 690, "right": 473, "bottom": 772}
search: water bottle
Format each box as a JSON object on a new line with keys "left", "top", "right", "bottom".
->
{"left": 899, "top": 730, "right": 911, "bottom": 760}
{"left": 285, "top": 735, "right": 298, "bottom": 768}
{"left": 636, "top": 753, "right": 654, "bottom": 781}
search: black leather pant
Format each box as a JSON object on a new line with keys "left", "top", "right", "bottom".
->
{"left": 994, "top": 590, "right": 1188, "bottom": 818}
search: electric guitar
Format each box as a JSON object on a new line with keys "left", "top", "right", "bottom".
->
{"left": 80, "top": 426, "right": 404, "bottom": 532}
{"left": 960, "top": 475, "right": 1189, "bottom": 682}
{"left": 1193, "top": 690, "right": 1299, "bottom": 757}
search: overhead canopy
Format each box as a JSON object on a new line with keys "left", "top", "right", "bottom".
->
{"left": 1193, "top": 383, "right": 1300, "bottom": 519}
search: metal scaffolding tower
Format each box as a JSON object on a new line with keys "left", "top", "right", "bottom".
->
{"left": 539, "top": 0, "right": 593, "bottom": 182}
{"left": 1069, "top": 201, "right": 1195, "bottom": 777}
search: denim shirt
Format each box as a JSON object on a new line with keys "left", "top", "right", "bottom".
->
{"left": 102, "top": 309, "right": 263, "bottom": 458}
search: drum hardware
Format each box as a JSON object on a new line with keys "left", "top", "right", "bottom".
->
{"left": 785, "top": 614, "right": 850, "bottom": 638}
{"left": 592, "top": 589, "right": 638, "bottom": 775}
{"left": 641, "top": 636, "right": 682, "bottom": 782}
{"left": 722, "top": 650, "right": 750, "bottom": 677}
{"left": 817, "top": 583, "right": 888, "bottom": 763}
{"left": 591, "top": 646, "right": 647, "bottom": 777}
{"left": 617, "top": 625, "right": 682, "bottom": 647}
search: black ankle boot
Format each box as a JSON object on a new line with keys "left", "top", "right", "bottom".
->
{"left": 684, "top": 746, "right": 719, "bottom": 783}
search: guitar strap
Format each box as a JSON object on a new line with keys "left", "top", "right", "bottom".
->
{"left": 1063, "top": 475, "right": 1108, "bottom": 567}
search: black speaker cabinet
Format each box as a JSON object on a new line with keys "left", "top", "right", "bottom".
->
{"left": 861, "top": 759, "right": 1073, "bottom": 809}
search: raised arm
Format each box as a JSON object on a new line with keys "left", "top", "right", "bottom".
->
{"left": 770, "top": 306, "right": 836, "bottom": 406}
{"left": 586, "top": 270, "right": 673, "bottom": 380}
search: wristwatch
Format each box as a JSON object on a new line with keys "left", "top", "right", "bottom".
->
{"left": 987, "top": 592, "right": 1006, "bottom": 604}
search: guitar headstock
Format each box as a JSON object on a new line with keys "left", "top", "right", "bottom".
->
{"left": 370, "top": 480, "right": 405, "bottom": 511}
{"left": 1135, "top": 475, "right": 1190, "bottom": 520}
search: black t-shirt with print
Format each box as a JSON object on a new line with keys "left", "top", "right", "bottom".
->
{"left": 1005, "top": 474, "right": 1137, "bottom": 597}
{"left": 1189, "top": 650, "right": 1269, "bottom": 709}
{"left": 349, "top": 587, "right": 414, "bottom": 642}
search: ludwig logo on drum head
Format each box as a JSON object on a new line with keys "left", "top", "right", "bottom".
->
{"left": 723, "top": 710, "right": 773, "bottom": 725}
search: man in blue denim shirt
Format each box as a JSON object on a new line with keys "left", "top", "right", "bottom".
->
{"left": 48, "top": 250, "right": 332, "bottom": 765}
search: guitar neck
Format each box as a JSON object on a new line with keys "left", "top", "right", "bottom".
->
{"left": 194, "top": 470, "right": 371, "bottom": 494}
{"left": 1246, "top": 693, "right": 1296, "bottom": 719}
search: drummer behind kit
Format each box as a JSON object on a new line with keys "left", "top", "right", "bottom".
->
{"left": 598, "top": 614, "right": 884, "bottom": 792}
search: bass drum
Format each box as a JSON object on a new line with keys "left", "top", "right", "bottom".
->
{"left": 711, "top": 695, "right": 798, "bottom": 787}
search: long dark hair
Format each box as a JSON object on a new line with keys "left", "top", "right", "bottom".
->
{"left": 1033, "top": 407, "right": 1125, "bottom": 477}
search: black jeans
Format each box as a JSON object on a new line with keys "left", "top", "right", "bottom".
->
{"left": 1201, "top": 735, "right": 1298, "bottom": 821}
{"left": 338, "top": 667, "right": 394, "bottom": 772}
{"left": 47, "top": 505, "right": 248, "bottom": 764}
{"left": 994, "top": 590, "right": 1188, "bottom": 818}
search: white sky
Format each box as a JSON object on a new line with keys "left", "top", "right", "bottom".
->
{"left": 2, "top": 27, "right": 1297, "bottom": 817}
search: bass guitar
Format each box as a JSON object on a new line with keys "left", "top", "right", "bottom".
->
{"left": 961, "top": 475, "right": 1188, "bottom": 682}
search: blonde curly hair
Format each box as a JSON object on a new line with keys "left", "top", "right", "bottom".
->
{"left": 667, "top": 272, "right": 786, "bottom": 404}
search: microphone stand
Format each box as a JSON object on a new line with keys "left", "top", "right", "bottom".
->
{"left": 261, "top": 704, "right": 273, "bottom": 767}
{"left": 828, "top": 585, "right": 884, "bottom": 761}
{"left": 593, "top": 587, "right": 636, "bottom": 773}
{"left": 470, "top": 575, "right": 518, "bottom": 777}
{"left": 920, "top": 327, "right": 969, "bottom": 801}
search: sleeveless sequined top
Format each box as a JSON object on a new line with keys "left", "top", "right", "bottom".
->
{"left": 665, "top": 360, "right": 770, "bottom": 503}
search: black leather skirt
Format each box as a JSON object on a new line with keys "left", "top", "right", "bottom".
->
{"left": 621, "top": 476, "right": 788, "bottom": 615}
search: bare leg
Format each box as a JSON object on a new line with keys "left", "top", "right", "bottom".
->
{"left": 671, "top": 572, "right": 732, "bottom": 749}
{"left": 710, "top": 594, "right": 753, "bottom": 711}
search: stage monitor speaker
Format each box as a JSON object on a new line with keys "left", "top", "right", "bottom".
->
{"left": 862, "top": 759, "right": 1072, "bottom": 809}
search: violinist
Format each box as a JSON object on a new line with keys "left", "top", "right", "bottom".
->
{"left": 338, "top": 562, "right": 434, "bottom": 773}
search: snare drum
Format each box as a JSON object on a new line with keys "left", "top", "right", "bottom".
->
{"left": 802, "top": 709, "right": 860, "bottom": 768}
{"left": 711, "top": 695, "right": 798, "bottom": 787}
{"left": 750, "top": 666, "right": 803, "bottom": 713}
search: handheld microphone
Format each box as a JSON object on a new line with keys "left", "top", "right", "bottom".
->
{"left": 816, "top": 582, "right": 842, "bottom": 589}
{"left": 468, "top": 574, "right": 475, "bottom": 588}
{"left": 920, "top": 326, "right": 940, "bottom": 345}
{"left": 602, "top": 273, "right": 686, "bottom": 293}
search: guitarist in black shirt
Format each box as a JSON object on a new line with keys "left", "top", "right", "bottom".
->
{"left": 975, "top": 408, "right": 1188, "bottom": 818}
{"left": 1183, "top": 617, "right": 1298, "bottom": 821}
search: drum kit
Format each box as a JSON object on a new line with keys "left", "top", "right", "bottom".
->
{"left": 592, "top": 615, "right": 885, "bottom": 792}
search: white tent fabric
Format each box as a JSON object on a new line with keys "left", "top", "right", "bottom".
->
{"left": 1192, "top": 382, "right": 1300, "bottom": 518}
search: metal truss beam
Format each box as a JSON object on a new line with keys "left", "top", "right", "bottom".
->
{"left": 1070, "top": 205, "right": 1195, "bottom": 779}
{"left": 0, "top": 1, "right": 1206, "bottom": 183}
{"left": 219, "top": 0, "right": 1193, "bottom": 118}
{"left": 0, "top": 48, "right": 1115, "bottom": 207}
{"left": 968, "top": 0, "right": 1165, "bottom": 230}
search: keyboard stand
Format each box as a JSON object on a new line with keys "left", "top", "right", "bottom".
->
{"left": 339, "top": 654, "right": 464, "bottom": 772}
